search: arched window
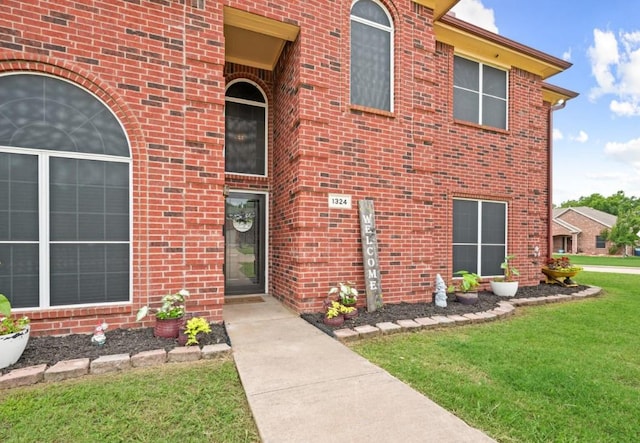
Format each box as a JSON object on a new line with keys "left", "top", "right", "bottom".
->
{"left": 225, "top": 80, "right": 267, "bottom": 176}
{"left": 350, "top": 0, "right": 394, "bottom": 111}
{"left": 0, "top": 73, "right": 130, "bottom": 308}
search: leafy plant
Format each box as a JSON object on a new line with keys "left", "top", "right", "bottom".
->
{"left": 494, "top": 255, "right": 520, "bottom": 282}
{"left": 183, "top": 317, "right": 211, "bottom": 346}
{"left": 324, "top": 300, "right": 355, "bottom": 319}
{"left": 447, "top": 270, "right": 481, "bottom": 293}
{"left": 328, "top": 281, "right": 358, "bottom": 305}
{"left": 136, "top": 289, "right": 190, "bottom": 321}
{"left": 0, "top": 294, "right": 30, "bottom": 336}
{"left": 545, "top": 257, "right": 583, "bottom": 272}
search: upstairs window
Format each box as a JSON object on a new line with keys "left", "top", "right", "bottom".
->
{"left": 350, "top": 0, "right": 393, "bottom": 112}
{"left": 454, "top": 56, "right": 508, "bottom": 129}
{"left": 453, "top": 198, "right": 507, "bottom": 276}
{"left": 0, "top": 73, "right": 130, "bottom": 309}
{"left": 225, "top": 80, "right": 267, "bottom": 176}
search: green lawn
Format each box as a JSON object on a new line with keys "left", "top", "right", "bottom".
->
{"left": 0, "top": 359, "right": 258, "bottom": 443}
{"left": 352, "top": 272, "right": 640, "bottom": 442}
{"left": 554, "top": 253, "right": 640, "bottom": 267}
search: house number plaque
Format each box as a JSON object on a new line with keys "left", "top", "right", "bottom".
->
{"left": 358, "top": 199, "right": 383, "bottom": 312}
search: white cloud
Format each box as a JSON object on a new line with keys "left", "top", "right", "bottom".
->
{"left": 570, "top": 130, "right": 589, "bottom": 143}
{"left": 553, "top": 128, "right": 564, "bottom": 140}
{"left": 604, "top": 137, "right": 640, "bottom": 166}
{"left": 562, "top": 48, "right": 572, "bottom": 62}
{"left": 588, "top": 28, "right": 640, "bottom": 117}
{"left": 450, "top": 0, "right": 498, "bottom": 34}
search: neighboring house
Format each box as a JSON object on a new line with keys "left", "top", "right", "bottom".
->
{"left": 0, "top": 0, "right": 576, "bottom": 335}
{"left": 552, "top": 207, "right": 617, "bottom": 255}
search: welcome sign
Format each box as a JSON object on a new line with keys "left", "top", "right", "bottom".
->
{"left": 358, "top": 199, "right": 383, "bottom": 312}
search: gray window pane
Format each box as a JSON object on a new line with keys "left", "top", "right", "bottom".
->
{"left": 50, "top": 244, "right": 129, "bottom": 305}
{"left": 481, "top": 245, "right": 505, "bottom": 275}
{"left": 454, "top": 88, "right": 479, "bottom": 123}
{"left": 226, "top": 82, "right": 265, "bottom": 103}
{"left": 106, "top": 215, "right": 129, "bottom": 241}
{"left": 350, "top": 21, "right": 391, "bottom": 111}
{"left": 0, "top": 74, "right": 129, "bottom": 157}
{"left": 482, "top": 96, "right": 507, "bottom": 129}
{"left": 483, "top": 64, "right": 507, "bottom": 98}
{"left": 453, "top": 245, "right": 477, "bottom": 275}
{"left": 453, "top": 200, "right": 478, "bottom": 243}
{"left": 225, "top": 101, "right": 266, "bottom": 175}
{"left": 481, "top": 202, "right": 506, "bottom": 244}
{"left": 0, "top": 153, "right": 38, "bottom": 241}
{"left": 454, "top": 56, "right": 479, "bottom": 90}
{"left": 79, "top": 214, "right": 105, "bottom": 240}
{"left": 351, "top": 0, "right": 390, "bottom": 26}
{"left": 0, "top": 244, "right": 39, "bottom": 308}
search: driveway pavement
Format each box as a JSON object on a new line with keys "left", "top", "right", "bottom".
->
{"left": 582, "top": 265, "right": 640, "bottom": 275}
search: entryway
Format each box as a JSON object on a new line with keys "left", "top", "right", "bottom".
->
{"left": 224, "top": 192, "right": 266, "bottom": 296}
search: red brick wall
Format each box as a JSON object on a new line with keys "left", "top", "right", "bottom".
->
{"left": 1, "top": 0, "right": 554, "bottom": 334}
{"left": 556, "top": 212, "right": 612, "bottom": 255}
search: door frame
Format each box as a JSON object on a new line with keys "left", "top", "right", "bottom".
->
{"left": 224, "top": 189, "right": 268, "bottom": 296}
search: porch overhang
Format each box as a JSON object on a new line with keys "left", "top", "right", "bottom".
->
{"left": 224, "top": 7, "right": 300, "bottom": 71}
{"left": 412, "top": 0, "right": 461, "bottom": 20}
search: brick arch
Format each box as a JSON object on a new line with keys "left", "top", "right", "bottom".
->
{"left": 0, "top": 54, "right": 145, "bottom": 162}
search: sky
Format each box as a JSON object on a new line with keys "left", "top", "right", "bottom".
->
{"left": 450, "top": 0, "right": 640, "bottom": 205}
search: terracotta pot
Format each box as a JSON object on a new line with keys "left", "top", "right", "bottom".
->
{"left": 323, "top": 315, "right": 345, "bottom": 327}
{"left": 177, "top": 327, "right": 188, "bottom": 346}
{"left": 344, "top": 308, "right": 358, "bottom": 320}
{"left": 154, "top": 317, "right": 183, "bottom": 338}
{"left": 455, "top": 292, "right": 478, "bottom": 305}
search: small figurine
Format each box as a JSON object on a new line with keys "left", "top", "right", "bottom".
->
{"left": 435, "top": 274, "right": 447, "bottom": 308}
{"left": 91, "top": 322, "right": 108, "bottom": 346}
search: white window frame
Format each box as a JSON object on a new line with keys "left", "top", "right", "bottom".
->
{"left": 0, "top": 73, "right": 132, "bottom": 311}
{"left": 224, "top": 79, "right": 268, "bottom": 177}
{"left": 453, "top": 55, "right": 509, "bottom": 130}
{"left": 350, "top": 0, "right": 394, "bottom": 112}
{"left": 452, "top": 198, "right": 508, "bottom": 277}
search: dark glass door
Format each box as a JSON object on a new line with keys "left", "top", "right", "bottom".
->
{"left": 224, "top": 193, "right": 265, "bottom": 295}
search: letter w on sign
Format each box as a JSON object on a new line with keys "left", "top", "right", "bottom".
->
{"left": 358, "top": 199, "right": 383, "bottom": 312}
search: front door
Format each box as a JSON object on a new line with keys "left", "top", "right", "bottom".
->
{"left": 224, "top": 193, "right": 266, "bottom": 295}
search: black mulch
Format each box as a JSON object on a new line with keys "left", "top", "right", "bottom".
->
{"left": 3, "top": 283, "right": 589, "bottom": 375}
{"left": 301, "top": 283, "right": 590, "bottom": 337}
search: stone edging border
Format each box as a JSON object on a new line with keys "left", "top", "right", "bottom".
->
{"left": 0, "top": 343, "right": 231, "bottom": 391}
{"left": 332, "top": 286, "right": 603, "bottom": 343}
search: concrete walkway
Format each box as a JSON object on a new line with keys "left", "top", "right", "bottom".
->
{"left": 224, "top": 296, "right": 495, "bottom": 443}
{"left": 582, "top": 265, "right": 640, "bottom": 275}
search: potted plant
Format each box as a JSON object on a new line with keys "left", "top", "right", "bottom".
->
{"left": 447, "top": 270, "right": 481, "bottom": 305}
{"left": 178, "top": 316, "right": 211, "bottom": 346}
{"left": 323, "top": 300, "right": 351, "bottom": 327}
{"left": 542, "top": 256, "right": 583, "bottom": 286}
{"left": 0, "top": 294, "right": 31, "bottom": 370}
{"left": 136, "top": 289, "right": 190, "bottom": 338}
{"left": 490, "top": 255, "right": 520, "bottom": 297}
{"left": 328, "top": 281, "right": 358, "bottom": 307}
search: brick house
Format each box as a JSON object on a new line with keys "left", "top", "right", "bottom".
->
{"left": 552, "top": 207, "right": 617, "bottom": 255}
{"left": 0, "top": 0, "right": 576, "bottom": 335}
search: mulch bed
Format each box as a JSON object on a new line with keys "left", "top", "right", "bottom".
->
{"left": 3, "top": 283, "right": 589, "bottom": 375}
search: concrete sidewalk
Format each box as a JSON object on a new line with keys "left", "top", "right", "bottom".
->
{"left": 224, "top": 296, "right": 495, "bottom": 443}
{"left": 582, "top": 265, "right": 640, "bottom": 274}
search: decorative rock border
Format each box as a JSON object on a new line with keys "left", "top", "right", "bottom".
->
{"left": 333, "top": 286, "right": 602, "bottom": 343}
{"left": 0, "top": 343, "right": 231, "bottom": 390}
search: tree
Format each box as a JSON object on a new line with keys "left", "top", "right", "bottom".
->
{"left": 600, "top": 209, "right": 640, "bottom": 255}
{"left": 560, "top": 190, "right": 638, "bottom": 216}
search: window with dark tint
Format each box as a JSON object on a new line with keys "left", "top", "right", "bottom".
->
{"left": 454, "top": 56, "right": 507, "bottom": 129}
{"left": 453, "top": 199, "right": 506, "bottom": 276}
{"left": 225, "top": 81, "right": 267, "bottom": 176}
{"left": 350, "top": 0, "right": 393, "bottom": 111}
{"left": 595, "top": 235, "right": 606, "bottom": 249}
{"left": 0, "top": 73, "right": 130, "bottom": 309}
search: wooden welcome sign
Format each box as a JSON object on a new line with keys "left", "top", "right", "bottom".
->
{"left": 358, "top": 200, "right": 383, "bottom": 312}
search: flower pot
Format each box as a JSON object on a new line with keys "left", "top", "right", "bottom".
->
{"left": 323, "top": 315, "right": 345, "bottom": 327}
{"left": 344, "top": 308, "right": 358, "bottom": 320}
{"left": 455, "top": 291, "right": 478, "bottom": 305}
{"left": 0, "top": 325, "right": 30, "bottom": 369}
{"left": 154, "top": 317, "right": 183, "bottom": 338}
{"left": 490, "top": 280, "right": 519, "bottom": 297}
{"left": 177, "top": 327, "right": 188, "bottom": 346}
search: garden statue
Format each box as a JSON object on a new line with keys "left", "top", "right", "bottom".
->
{"left": 435, "top": 274, "right": 447, "bottom": 307}
{"left": 91, "top": 322, "right": 108, "bottom": 346}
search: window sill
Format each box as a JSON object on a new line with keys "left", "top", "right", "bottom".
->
{"left": 349, "top": 104, "right": 395, "bottom": 119}
{"left": 454, "top": 119, "right": 509, "bottom": 135}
